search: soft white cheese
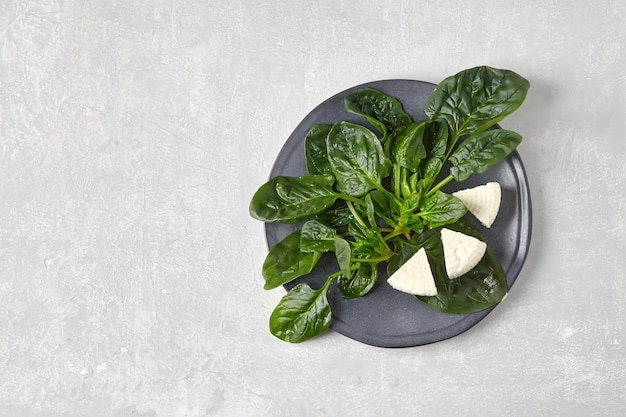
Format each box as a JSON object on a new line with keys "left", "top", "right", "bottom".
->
{"left": 387, "top": 247, "right": 438, "bottom": 296}
{"left": 452, "top": 182, "right": 501, "bottom": 228}
{"left": 441, "top": 228, "right": 487, "bottom": 279}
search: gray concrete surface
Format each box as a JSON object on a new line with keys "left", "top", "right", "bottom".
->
{"left": 1, "top": 1, "right": 625, "bottom": 416}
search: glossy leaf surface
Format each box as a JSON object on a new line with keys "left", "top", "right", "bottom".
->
{"left": 420, "top": 120, "right": 449, "bottom": 180}
{"left": 334, "top": 236, "right": 352, "bottom": 279}
{"left": 418, "top": 191, "right": 467, "bottom": 229}
{"left": 262, "top": 230, "right": 322, "bottom": 290}
{"left": 300, "top": 220, "right": 337, "bottom": 253}
{"left": 326, "top": 122, "right": 386, "bottom": 196}
{"left": 269, "top": 279, "right": 333, "bottom": 343}
{"left": 424, "top": 66, "right": 530, "bottom": 138}
{"left": 344, "top": 88, "right": 412, "bottom": 137}
{"left": 305, "top": 124, "right": 333, "bottom": 175}
{"left": 449, "top": 129, "right": 522, "bottom": 181}
{"left": 338, "top": 263, "right": 378, "bottom": 299}
{"left": 249, "top": 174, "right": 337, "bottom": 223}
{"left": 316, "top": 201, "right": 354, "bottom": 227}
{"left": 391, "top": 121, "right": 427, "bottom": 172}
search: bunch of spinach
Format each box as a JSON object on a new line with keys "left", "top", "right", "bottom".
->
{"left": 250, "top": 66, "right": 530, "bottom": 343}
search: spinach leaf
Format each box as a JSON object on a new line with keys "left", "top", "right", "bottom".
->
{"left": 449, "top": 129, "right": 522, "bottom": 182}
{"left": 424, "top": 66, "right": 529, "bottom": 139}
{"left": 300, "top": 220, "right": 337, "bottom": 253}
{"left": 370, "top": 189, "right": 399, "bottom": 221}
{"left": 338, "top": 262, "right": 378, "bottom": 299}
{"left": 364, "top": 193, "right": 377, "bottom": 229}
{"left": 334, "top": 236, "right": 352, "bottom": 279}
{"left": 316, "top": 201, "right": 354, "bottom": 227}
{"left": 391, "top": 121, "right": 427, "bottom": 172}
{"left": 420, "top": 120, "right": 449, "bottom": 180}
{"left": 249, "top": 174, "right": 337, "bottom": 223}
{"left": 269, "top": 277, "right": 333, "bottom": 343}
{"left": 418, "top": 191, "right": 467, "bottom": 229}
{"left": 344, "top": 88, "right": 413, "bottom": 138}
{"left": 326, "top": 122, "right": 386, "bottom": 197}
{"left": 262, "top": 230, "right": 322, "bottom": 290}
{"left": 305, "top": 124, "right": 333, "bottom": 175}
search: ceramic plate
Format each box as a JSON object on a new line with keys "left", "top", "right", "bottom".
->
{"left": 264, "top": 80, "right": 532, "bottom": 348}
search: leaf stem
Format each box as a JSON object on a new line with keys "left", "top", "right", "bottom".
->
{"left": 335, "top": 193, "right": 366, "bottom": 206}
{"left": 426, "top": 174, "right": 454, "bottom": 197}
{"left": 393, "top": 164, "right": 402, "bottom": 199}
{"left": 383, "top": 229, "right": 406, "bottom": 241}
{"left": 345, "top": 201, "right": 367, "bottom": 228}
{"left": 351, "top": 255, "right": 390, "bottom": 264}
{"left": 323, "top": 272, "right": 340, "bottom": 291}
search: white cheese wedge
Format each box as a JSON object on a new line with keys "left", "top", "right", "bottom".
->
{"left": 441, "top": 228, "right": 487, "bottom": 279}
{"left": 452, "top": 182, "right": 501, "bottom": 228}
{"left": 387, "top": 248, "right": 437, "bottom": 296}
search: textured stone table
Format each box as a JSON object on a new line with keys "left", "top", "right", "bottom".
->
{"left": 1, "top": 1, "right": 625, "bottom": 416}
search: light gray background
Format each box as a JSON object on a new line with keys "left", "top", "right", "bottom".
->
{"left": 1, "top": 1, "right": 625, "bottom": 416}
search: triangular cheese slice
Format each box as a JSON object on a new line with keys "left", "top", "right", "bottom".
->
{"left": 441, "top": 228, "right": 487, "bottom": 279}
{"left": 452, "top": 182, "right": 501, "bottom": 228}
{"left": 387, "top": 248, "right": 437, "bottom": 296}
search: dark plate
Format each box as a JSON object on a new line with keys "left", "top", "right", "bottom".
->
{"left": 264, "top": 80, "right": 532, "bottom": 348}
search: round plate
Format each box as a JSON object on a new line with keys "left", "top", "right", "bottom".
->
{"left": 264, "top": 80, "right": 532, "bottom": 348}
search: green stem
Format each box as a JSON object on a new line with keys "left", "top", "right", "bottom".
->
{"left": 383, "top": 229, "right": 406, "bottom": 241}
{"left": 377, "top": 214, "right": 399, "bottom": 230}
{"left": 345, "top": 201, "right": 367, "bottom": 228}
{"left": 393, "top": 164, "right": 402, "bottom": 199}
{"left": 401, "top": 167, "right": 411, "bottom": 199}
{"left": 426, "top": 174, "right": 454, "bottom": 197}
{"left": 444, "top": 132, "right": 462, "bottom": 161}
{"left": 322, "top": 273, "right": 339, "bottom": 291}
{"left": 375, "top": 229, "right": 392, "bottom": 254}
{"left": 376, "top": 184, "right": 403, "bottom": 207}
{"left": 335, "top": 193, "right": 366, "bottom": 206}
{"left": 351, "top": 255, "right": 390, "bottom": 264}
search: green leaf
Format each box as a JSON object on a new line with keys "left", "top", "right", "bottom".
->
{"left": 316, "top": 201, "right": 354, "bottom": 227}
{"left": 388, "top": 220, "right": 508, "bottom": 314}
{"left": 326, "top": 122, "right": 386, "bottom": 197}
{"left": 344, "top": 88, "right": 413, "bottom": 138}
{"left": 424, "top": 66, "right": 530, "bottom": 139}
{"left": 402, "top": 191, "right": 422, "bottom": 212}
{"left": 420, "top": 120, "right": 449, "bottom": 180}
{"left": 449, "top": 129, "right": 522, "bottom": 182}
{"left": 305, "top": 124, "right": 333, "bottom": 175}
{"left": 391, "top": 121, "right": 427, "bottom": 172}
{"left": 300, "top": 220, "right": 336, "bottom": 253}
{"left": 249, "top": 174, "right": 337, "bottom": 223}
{"left": 334, "top": 236, "right": 352, "bottom": 279}
{"left": 395, "top": 191, "right": 426, "bottom": 234}
{"left": 364, "top": 193, "right": 377, "bottom": 229}
{"left": 338, "top": 262, "right": 378, "bottom": 299}
{"left": 269, "top": 278, "right": 333, "bottom": 343}
{"left": 262, "top": 231, "right": 322, "bottom": 290}
{"left": 370, "top": 189, "right": 397, "bottom": 218}
{"left": 418, "top": 191, "right": 467, "bottom": 229}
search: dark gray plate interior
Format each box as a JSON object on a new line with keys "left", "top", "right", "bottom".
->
{"left": 264, "top": 80, "right": 532, "bottom": 348}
